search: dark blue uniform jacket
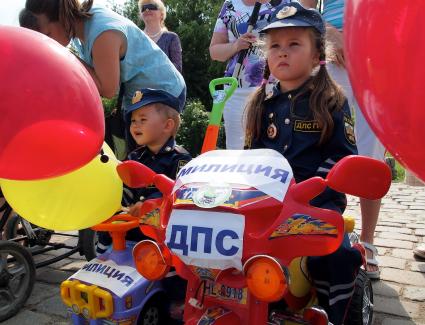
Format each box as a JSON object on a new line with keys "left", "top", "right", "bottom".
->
{"left": 125, "top": 137, "right": 192, "bottom": 204}
{"left": 249, "top": 83, "right": 357, "bottom": 213}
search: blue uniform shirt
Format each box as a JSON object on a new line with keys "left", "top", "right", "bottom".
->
{"left": 126, "top": 137, "right": 192, "bottom": 203}
{"left": 250, "top": 82, "right": 357, "bottom": 212}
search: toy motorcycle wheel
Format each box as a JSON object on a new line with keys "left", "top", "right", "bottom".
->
{"left": 0, "top": 240, "right": 35, "bottom": 322}
{"left": 345, "top": 269, "right": 373, "bottom": 325}
{"left": 137, "top": 295, "right": 168, "bottom": 325}
{"left": 78, "top": 228, "right": 99, "bottom": 262}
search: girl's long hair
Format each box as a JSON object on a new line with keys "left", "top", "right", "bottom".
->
{"left": 20, "top": 0, "right": 93, "bottom": 38}
{"left": 244, "top": 64, "right": 270, "bottom": 148}
{"left": 244, "top": 28, "right": 346, "bottom": 146}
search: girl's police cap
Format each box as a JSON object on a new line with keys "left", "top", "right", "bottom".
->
{"left": 261, "top": 2, "right": 325, "bottom": 35}
{"left": 126, "top": 88, "right": 182, "bottom": 116}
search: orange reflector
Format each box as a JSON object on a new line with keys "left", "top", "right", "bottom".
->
{"left": 133, "top": 240, "right": 169, "bottom": 280}
{"left": 244, "top": 256, "right": 288, "bottom": 302}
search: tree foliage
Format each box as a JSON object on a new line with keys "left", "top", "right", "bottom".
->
{"left": 176, "top": 99, "right": 226, "bottom": 156}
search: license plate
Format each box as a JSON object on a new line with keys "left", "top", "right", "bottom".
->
{"left": 204, "top": 281, "right": 248, "bottom": 304}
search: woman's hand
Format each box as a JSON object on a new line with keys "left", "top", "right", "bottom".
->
{"left": 210, "top": 31, "right": 256, "bottom": 62}
{"left": 233, "top": 32, "right": 257, "bottom": 52}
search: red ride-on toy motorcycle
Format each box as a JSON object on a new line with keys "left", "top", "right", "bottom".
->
{"left": 118, "top": 149, "right": 391, "bottom": 325}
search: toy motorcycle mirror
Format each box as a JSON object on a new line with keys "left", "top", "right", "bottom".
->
{"left": 291, "top": 176, "right": 327, "bottom": 205}
{"left": 325, "top": 155, "right": 391, "bottom": 200}
{"left": 116, "top": 161, "right": 156, "bottom": 188}
{"left": 153, "top": 174, "right": 174, "bottom": 196}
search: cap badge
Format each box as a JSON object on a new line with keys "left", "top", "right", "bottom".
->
{"left": 132, "top": 91, "right": 143, "bottom": 104}
{"left": 276, "top": 6, "right": 297, "bottom": 19}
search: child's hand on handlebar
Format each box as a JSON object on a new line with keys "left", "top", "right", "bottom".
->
{"left": 128, "top": 202, "right": 143, "bottom": 217}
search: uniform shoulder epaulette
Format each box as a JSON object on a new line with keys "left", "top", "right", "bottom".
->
{"left": 174, "top": 145, "right": 190, "bottom": 155}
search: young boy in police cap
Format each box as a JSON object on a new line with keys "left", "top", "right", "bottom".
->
{"left": 96, "top": 88, "right": 191, "bottom": 253}
{"left": 125, "top": 88, "right": 192, "bottom": 217}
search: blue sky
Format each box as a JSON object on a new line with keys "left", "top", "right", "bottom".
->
{"left": 0, "top": 0, "right": 124, "bottom": 26}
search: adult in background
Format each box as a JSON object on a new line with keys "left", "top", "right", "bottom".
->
{"left": 209, "top": 0, "right": 286, "bottom": 149}
{"left": 139, "top": 0, "right": 183, "bottom": 73}
{"left": 19, "top": 0, "right": 186, "bottom": 152}
{"left": 301, "top": 0, "right": 386, "bottom": 280}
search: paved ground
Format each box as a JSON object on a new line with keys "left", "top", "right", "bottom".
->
{"left": 3, "top": 182, "right": 425, "bottom": 325}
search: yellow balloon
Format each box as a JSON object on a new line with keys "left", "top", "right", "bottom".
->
{"left": 0, "top": 143, "right": 122, "bottom": 230}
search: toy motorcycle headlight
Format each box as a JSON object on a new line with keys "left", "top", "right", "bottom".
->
{"left": 243, "top": 255, "right": 288, "bottom": 302}
{"left": 133, "top": 240, "right": 170, "bottom": 280}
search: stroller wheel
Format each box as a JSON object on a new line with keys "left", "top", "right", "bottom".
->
{"left": 0, "top": 240, "right": 35, "bottom": 322}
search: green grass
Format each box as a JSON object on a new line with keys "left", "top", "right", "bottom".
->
{"left": 385, "top": 153, "right": 405, "bottom": 182}
{"left": 394, "top": 160, "right": 405, "bottom": 182}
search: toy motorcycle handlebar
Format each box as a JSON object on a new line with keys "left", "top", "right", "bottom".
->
{"left": 117, "top": 161, "right": 174, "bottom": 194}
{"left": 116, "top": 161, "right": 174, "bottom": 239}
{"left": 116, "top": 155, "right": 391, "bottom": 253}
{"left": 91, "top": 214, "right": 139, "bottom": 251}
{"left": 91, "top": 214, "right": 139, "bottom": 232}
{"left": 117, "top": 155, "right": 391, "bottom": 203}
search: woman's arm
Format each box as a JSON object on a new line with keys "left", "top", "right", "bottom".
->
{"left": 209, "top": 31, "right": 255, "bottom": 62}
{"left": 87, "top": 30, "right": 126, "bottom": 98}
{"left": 169, "top": 33, "right": 183, "bottom": 73}
{"left": 209, "top": 32, "right": 236, "bottom": 62}
{"left": 300, "top": 0, "right": 318, "bottom": 8}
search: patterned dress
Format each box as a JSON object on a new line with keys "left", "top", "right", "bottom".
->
{"left": 214, "top": 0, "right": 284, "bottom": 88}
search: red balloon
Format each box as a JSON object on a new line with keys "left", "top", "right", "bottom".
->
{"left": 0, "top": 26, "right": 104, "bottom": 180}
{"left": 345, "top": 0, "right": 425, "bottom": 181}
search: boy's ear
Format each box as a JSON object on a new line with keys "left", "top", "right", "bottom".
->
{"left": 164, "top": 118, "right": 175, "bottom": 133}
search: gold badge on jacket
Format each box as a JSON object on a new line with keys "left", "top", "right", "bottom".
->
{"left": 267, "top": 112, "right": 278, "bottom": 139}
{"left": 294, "top": 120, "right": 322, "bottom": 132}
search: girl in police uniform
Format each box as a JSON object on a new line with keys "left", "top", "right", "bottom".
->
{"left": 244, "top": 2, "right": 361, "bottom": 324}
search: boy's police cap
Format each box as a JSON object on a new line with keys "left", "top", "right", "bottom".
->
{"left": 127, "top": 88, "right": 181, "bottom": 116}
{"left": 261, "top": 2, "right": 325, "bottom": 35}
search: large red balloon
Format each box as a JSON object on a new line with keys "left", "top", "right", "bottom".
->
{"left": 345, "top": 1, "right": 425, "bottom": 181}
{"left": 0, "top": 26, "right": 104, "bottom": 180}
